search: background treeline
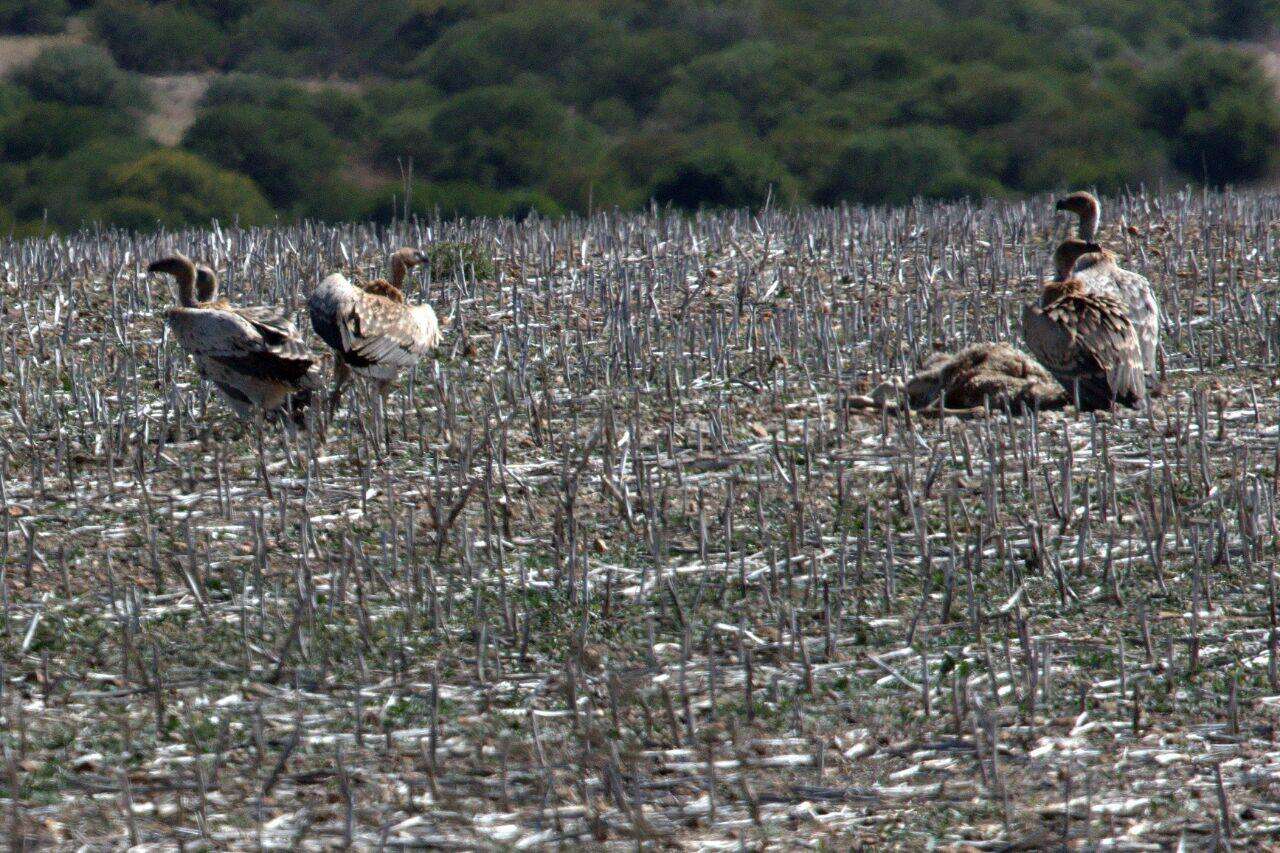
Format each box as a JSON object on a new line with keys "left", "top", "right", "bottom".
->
{"left": 0, "top": 0, "right": 1278, "bottom": 233}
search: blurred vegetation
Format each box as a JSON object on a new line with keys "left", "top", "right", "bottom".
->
{"left": 0, "top": 0, "right": 1278, "bottom": 232}
{"left": 427, "top": 241, "right": 496, "bottom": 281}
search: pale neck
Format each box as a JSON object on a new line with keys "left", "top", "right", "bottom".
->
{"left": 1077, "top": 203, "right": 1100, "bottom": 242}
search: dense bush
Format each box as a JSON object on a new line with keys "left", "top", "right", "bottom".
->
{"left": 1142, "top": 45, "right": 1280, "bottom": 183}
{"left": 4, "top": 0, "right": 1280, "bottom": 233}
{"left": 0, "top": 0, "right": 66, "bottom": 33}
{"left": 104, "top": 149, "right": 274, "bottom": 227}
{"left": 381, "top": 85, "right": 607, "bottom": 195}
{"left": 91, "top": 0, "right": 227, "bottom": 73}
{"left": 653, "top": 136, "right": 797, "bottom": 209}
{"left": 426, "top": 241, "right": 496, "bottom": 280}
{"left": 182, "top": 104, "right": 343, "bottom": 211}
{"left": 0, "top": 102, "right": 133, "bottom": 161}
{"left": 13, "top": 45, "right": 149, "bottom": 112}
{"left": 228, "top": 1, "right": 334, "bottom": 76}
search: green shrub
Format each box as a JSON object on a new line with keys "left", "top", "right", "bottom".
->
{"left": 182, "top": 103, "right": 343, "bottom": 209}
{"left": 1174, "top": 94, "right": 1280, "bottom": 183}
{"left": 13, "top": 44, "right": 149, "bottom": 112}
{"left": 651, "top": 136, "right": 796, "bottom": 209}
{"left": 380, "top": 85, "right": 605, "bottom": 192}
{"left": 414, "top": 3, "right": 610, "bottom": 93}
{"left": 362, "top": 80, "right": 442, "bottom": 119}
{"left": 104, "top": 149, "right": 274, "bottom": 227}
{"left": 182, "top": 0, "right": 257, "bottom": 26}
{"left": 201, "top": 75, "right": 377, "bottom": 143}
{"left": 835, "top": 36, "right": 930, "bottom": 84}
{"left": 1, "top": 102, "right": 133, "bottom": 161}
{"left": 427, "top": 241, "right": 496, "bottom": 280}
{"left": 1142, "top": 45, "right": 1274, "bottom": 137}
{"left": 666, "top": 40, "right": 810, "bottom": 132}
{"left": 229, "top": 1, "right": 334, "bottom": 76}
{"left": 0, "top": 82, "right": 30, "bottom": 117}
{"left": 0, "top": 0, "right": 67, "bottom": 33}
{"left": 7, "top": 135, "right": 145, "bottom": 226}
{"left": 1142, "top": 45, "right": 1280, "bottom": 183}
{"left": 91, "top": 0, "right": 226, "bottom": 73}
{"left": 201, "top": 74, "right": 312, "bottom": 113}
{"left": 815, "top": 127, "right": 975, "bottom": 206}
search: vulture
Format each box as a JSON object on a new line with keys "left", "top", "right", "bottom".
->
{"left": 152, "top": 253, "right": 322, "bottom": 494}
{"left": 1055, "top": 191, "right": 1159, "bottom": 378}
{"left": 1023, "top": 238, "right": 1146, "bottom": 411}
{"left": 192, "top": 263, "right": 319, "bottom": 424}
{"left": 152, "top": 253, "right": 320, "bottom": 419}
{"left": 308, "top": 247, "right": 443, "bottom": 425}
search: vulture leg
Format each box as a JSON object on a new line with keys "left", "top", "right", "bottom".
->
{"left": 328, "top": 358, "right": 352, "bottom": 420}
{"left": 252, "top": 411, "right": 275, "bottom": 501}
{"left": 278, "top": 415, "right": 297, "bottom": 468}
{"left": 375, "top": 379, "right": 393, "bottom": 451}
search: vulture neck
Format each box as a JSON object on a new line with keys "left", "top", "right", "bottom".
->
{"left": 196, "top": 271, "right": 219, "bottom": 304}
{"left": 390, "top": 255, "right": 408, "bottom": 289}
{"left": 1076, "top": 200, "right": 1100, "bottom": 242}
{"left": 174, "top": 262, "right": 199, "bottom": 308}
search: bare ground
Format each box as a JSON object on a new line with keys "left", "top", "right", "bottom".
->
{"left": 1, "top": 195, "right": 1279, "bottom": 848}
{"left": 143, "top": 74, "right": 212, "bottom": 147}
{"left": 0, "top": 17, "right": 84, "bottom": 77}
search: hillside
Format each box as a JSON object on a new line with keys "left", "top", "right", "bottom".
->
{"left": 0, "top": 0, "right": 1278, "bottom": 232}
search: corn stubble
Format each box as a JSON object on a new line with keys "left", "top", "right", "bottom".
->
{"left": 0, "top": 191, "right": 1278, "bottom": 848}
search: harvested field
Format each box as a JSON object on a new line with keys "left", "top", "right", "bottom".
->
{"left": 3, "top": 192, "right": 1280, "bottom": 848}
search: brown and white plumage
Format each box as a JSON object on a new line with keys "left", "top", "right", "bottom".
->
{"left": 193, "top": 264, "right": 321, "bottom": 423}
{"left": 1023, "top": 238, "right": 1145, "bottom": 411}
{"left": 1055, "top": 191, "right": 1159, "bottom": 376}
{"left": 308, "top": 247, "right": 442, "bottom": 417}
{"left": 904, "top": 343, "right": 1068, "bottom": 412}
{"left": 152, "top": 254, "right": 321, "bottom": 421}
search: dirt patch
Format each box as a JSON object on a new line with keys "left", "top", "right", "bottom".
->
{"left": 144, "top": 72, "right": 212, "bottom": 145}
{"left": 0, "top": 17, "right": 86, "bottom": 77}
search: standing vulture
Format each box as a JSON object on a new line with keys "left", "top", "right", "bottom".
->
{"left": 192, "top": 263, "right": 319, "bottom": 424}
{"left": 308, "top": 247, "right": 443, "bottom": 432}
{"left": 1055, "top": 191, "right": 1159, "bottom": 378}
{"left": 1023, "top": 238, "right": 1146, "bottom": 411}
{"left": 151, "top": 253, "right": 322, "bottom": 494}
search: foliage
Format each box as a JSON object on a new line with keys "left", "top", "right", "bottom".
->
{"left": 3, "top": 0, "right": 1280, "bottom": 232}
{"left": 182, "top": 104, "right": 343, "bottom": 211}
{"left": 1142, "top": 45, "right": 1280, "bottom": 183}
{"left": 816, "top": 127, "right": 973, "bottom": 205}
{"left": 90, "top": 0, "right": 227, "bottom": 73}
{"left": 0, "top": 0, "right": 66, "bottom": 33}
{"left": 12, "top": 44, "right": 150, "bottom": 112}
{"left": 426, "top": 240, "right": 496, "bottom": 280}
{"left": 103, "top": 149, "right": 274, "bottom": 227}
{"left": 652, "top": 135, "right": 796, "bottom": 209}
{"left": 0, "top": 102, "right": 133, "bottom": 161}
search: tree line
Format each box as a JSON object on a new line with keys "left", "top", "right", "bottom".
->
{"left": 1, "top": 0, "right": 1278, "bottom": 233}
